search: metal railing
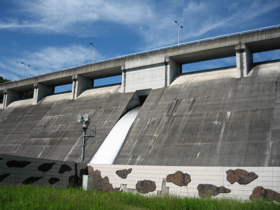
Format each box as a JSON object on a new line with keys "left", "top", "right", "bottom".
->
{"left": 1, "top": 24, "right": 279, "bottom": 85}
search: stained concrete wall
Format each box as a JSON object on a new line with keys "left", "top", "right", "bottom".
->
{"left": 0, "top": 85, "right": 134, "bottom": 163}
{"left": 0, "top": 61, "right": 280, "bottom": 168}
{"left": 114, "top": 61, "right": 280, "bottom": 167}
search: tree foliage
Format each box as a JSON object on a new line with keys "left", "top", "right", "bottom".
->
{"left": 0, "top": 76, "right": 10, "bottom": 84}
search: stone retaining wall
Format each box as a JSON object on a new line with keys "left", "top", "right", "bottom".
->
{"left": 87, "top": 164, "right": 280, "bottom": 201}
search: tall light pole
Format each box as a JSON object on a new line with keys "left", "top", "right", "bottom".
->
{"left": 90, "top": 43, "right": 95, "bottom": 63}
{"left": 175, "top": 21, "right": 183, "bottom": 46}
{"left": 21, "top": 62, "right": 30, "bottom": 79}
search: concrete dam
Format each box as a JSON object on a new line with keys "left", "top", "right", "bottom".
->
{"left": 0, "top": 61, "right": 279, "bottom": 166}
{"left": 1, "top": 26, "right": 280, "bottom": 199}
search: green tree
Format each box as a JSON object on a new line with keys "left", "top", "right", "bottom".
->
{"left": 0, "top": 76, "right": 33, "bottom": 100}
{"left": 0, "top": 76, "right": 10, "bottom": 103}
{"left": 0, "top": 76, "right": 10, "bottom": 84}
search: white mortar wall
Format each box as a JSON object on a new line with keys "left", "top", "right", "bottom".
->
{"left": 124, "top": 64, "right": 166, "bottom": 92}
{"left": 88, "top": 164, "right": 280, "bottom": 200}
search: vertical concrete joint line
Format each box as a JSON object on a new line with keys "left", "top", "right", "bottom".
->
{"left": 146, "top": 134, "right": 161, "bottom": 165}
{"left": 165, "top": 61, "right": 168, "bottom": 87}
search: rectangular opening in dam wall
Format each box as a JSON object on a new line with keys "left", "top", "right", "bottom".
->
{"left": 20, "top": 90, "right": 34, "bottom": 99}
{"left": 253, "top": 49, "right": 280, "bottom": 63}
{"left": 54, "top": 84, "right": 72, "bottom": 93}
{"left": 182, "top": 56, "right": 236, "bottom": 74}
{"left": 93, "top": 75, "right": 121, "bottom": 87}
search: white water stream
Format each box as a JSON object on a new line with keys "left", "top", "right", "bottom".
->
{"left": 90, "top": 106, "right": 141, "bottom": 164}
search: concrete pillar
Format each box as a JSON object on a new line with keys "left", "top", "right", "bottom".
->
{"left": 121, "top": 66, "right": 126, "bottom": 93}
{"left": 72, "top": 75, "right": 77, "bottom": 100}
{"left": 166, "top": 57, "right": 181, "bottom": 86}
{"left": 2, "top": 89, "right": 20, "bottom": 109}
{"left": 72, "top": 75, "right": 92, "bottom": 100}
{"left": 82, "top": 175, "right": 94, "bottom": 190}
{"left": 235, "top": 43, "right": 253, "bottom": 78}
{"left": 33, "top": 83, "right": 54, "bottom": 105}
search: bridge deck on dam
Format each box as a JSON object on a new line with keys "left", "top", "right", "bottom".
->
{"left": 0, "top": 60, "right": 280, "bottom": 166}
{"left": 1, "top": 27, "right": 280, "bottom": 102}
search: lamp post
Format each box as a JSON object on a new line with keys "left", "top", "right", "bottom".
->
{"left": 175, "top": 21, "right": 183, "bottom": 46}
{"left": 21, "top": 62, "right": 30, "bottom": 79}
{"left": 90, "top": 43, "right": 95, "bottom": 63}
{"left": 77, "top": 114, "right": 93, "bottom": 163}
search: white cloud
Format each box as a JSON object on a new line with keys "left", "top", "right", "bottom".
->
{"left": 138, "top": 0, "right": 280, "bottom": 49}
{"left": 0, "top": 45, "right": 102, "bottom": 80}
{"left": 0, "top": 0, "right": 279, "bottom": 82}
{"left": 0, "top": 0, "right": 153, "bottom": 35}
{"left": 1, "top": 0, "right": 279, "bottom": 48}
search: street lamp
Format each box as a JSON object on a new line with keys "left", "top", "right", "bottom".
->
{"left": 90, "top": 43, "right": 95, "bottom": 63}
{"left": 21, "top": 62, "right": 30, "bottom": 79}
{"left": 175, "top": 21, "right": 183, "bottom": 46}
{"left": 77, "top": 114, "right": 94, "bottom": 163}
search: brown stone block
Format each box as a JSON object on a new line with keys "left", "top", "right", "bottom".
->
{"left": 250, "top": 186, "right": 280, "bottom": 202}
{"left": 166, "top": 171, "right": 191, "bottom": 187}
{"left": 226, "top": 169, "right": 258, "bottom": 185}
{"left": 197, "top": 184, "right": 231, "bottom": 197}
{"left": 88, "top": 167, "right": 119, "bottom": 192}
{"left": 136, "top": 180, "right": 156, "bottom": 194}
{"left": 116, "top": 168, "right": 132, "bottom": 179}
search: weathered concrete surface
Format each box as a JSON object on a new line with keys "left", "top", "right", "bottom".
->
{"left": 114, "top": 60, "right": 280, "bottom": 166}
{"left": 1, "top": 60, "right": 280, "bottom": 166}
{"left": 0, "top": 85, "right": 134, "bottom": 162}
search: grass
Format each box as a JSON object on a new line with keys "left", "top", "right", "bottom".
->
{"left": 0, "top": 185, "right": 279, "bottom": 210}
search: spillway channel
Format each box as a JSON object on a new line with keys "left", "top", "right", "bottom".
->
{"left": 90, "top": 106, "right": 141, "bottom": 164}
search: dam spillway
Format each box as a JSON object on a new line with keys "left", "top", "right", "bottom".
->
{"left": 90, "top": 106, "right": 141, "bottom": 164}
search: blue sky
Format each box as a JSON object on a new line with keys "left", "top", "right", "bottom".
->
{"left": 0, "top": 0, "right": 280, "bottom": 88}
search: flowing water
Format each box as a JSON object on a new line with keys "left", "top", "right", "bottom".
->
{"left": 90, "top": 106, "right": 141, "bottom": 164}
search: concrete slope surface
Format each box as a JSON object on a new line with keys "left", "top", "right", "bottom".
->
{"left": 114, "top": 61, "right": 280, "bottom": 166}
{"left": 0, "top": 85, "right": 134, "bottom": 163}
{"left": 1, "top": 61, "right": 280, "bottom": 166}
